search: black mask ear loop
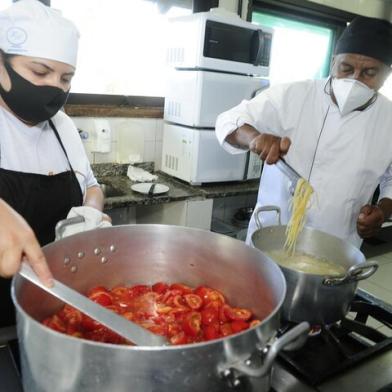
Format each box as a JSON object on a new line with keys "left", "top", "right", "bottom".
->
{"left": 308, "top": 83, "right": 331, "bottom": 183}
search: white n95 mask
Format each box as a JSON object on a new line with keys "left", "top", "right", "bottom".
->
{"left": 331, "top": 78, "right": 376, "bottom": 116}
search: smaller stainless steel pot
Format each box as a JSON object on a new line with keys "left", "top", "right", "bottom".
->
{"left": 251, "top": 206, "right": 378, "bottom": 325}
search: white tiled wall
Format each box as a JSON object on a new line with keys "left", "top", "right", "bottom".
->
{"left": 72, "top": 117, "right": 164, "bottom": 170}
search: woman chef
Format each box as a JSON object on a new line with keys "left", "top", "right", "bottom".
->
{"left": 0, "top": 0, "right": 107, "bottom": 328}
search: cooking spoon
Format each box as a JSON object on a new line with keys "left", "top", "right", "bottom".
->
{"left": 19, "top": 262, "right": 167, "bottom": 347}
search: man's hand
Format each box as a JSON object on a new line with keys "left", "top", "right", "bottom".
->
{"left": 0, "top": 199, "right": 53, "bottom": 286}
{"left": 225, "top": 125, "right": 291, "bottom": 163}
{"left": 249, "top": 134, "right": 291, "bottom": 164}
{"left": 357, "top": 204, "right": 385, "bottom": 238}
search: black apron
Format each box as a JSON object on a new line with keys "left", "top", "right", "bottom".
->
{"left": 0, "top": 119, "right": 83, "bottom": 327}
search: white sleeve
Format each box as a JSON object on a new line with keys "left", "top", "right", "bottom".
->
{"left": 52, "top": 111, "right": 98, "bottom": 191}
{"left": 215, "top": 83, "right": 294, "bottom": 155}
{"left": 379, "top": 163, "right": 392, "bottom": 202}
{"left": 85, "top": 160, "right": 98, "bottom": 189}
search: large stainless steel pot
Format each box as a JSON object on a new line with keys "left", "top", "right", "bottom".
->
{"left": 251, "top": 206, "right": 378, "bottom": 325}
{"left": 12, "top": 224, "right": 308, "bottom": 392}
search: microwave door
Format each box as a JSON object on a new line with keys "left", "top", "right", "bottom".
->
{"left": 204, "top": 20, "right": 256, "bottom": 65}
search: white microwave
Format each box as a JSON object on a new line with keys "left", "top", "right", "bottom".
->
{"left": 161, "top": 123, "right": 261, "bottom": 185}
{"left": 164, "top": 69, "right": 269, "bottom": 128}
{"left": 166, "top": 8, "right": 273, "bottom": 76}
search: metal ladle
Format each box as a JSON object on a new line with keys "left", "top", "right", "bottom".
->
{"left": 19, "top": 262, "right": 167, "bottom": 347}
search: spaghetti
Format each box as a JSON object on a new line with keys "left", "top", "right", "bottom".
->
{"left": 284, "top": 178, "right": 314, "bottom": 255}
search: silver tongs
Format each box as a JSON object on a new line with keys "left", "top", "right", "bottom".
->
{"left": 275, "top": 158, "right": 302, "bottom": 194}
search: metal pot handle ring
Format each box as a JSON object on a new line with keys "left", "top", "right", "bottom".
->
{"left": 254, "top": 205, "right": 282, "bottom": 230}
{"left": 55, "top": 216, "right": 85, "bottom": 241}
{"left": 219, "top": 321, "right": 309, "bottom": 382}
{"left": 323, "top": 260, "right": 379, "bottom": 287}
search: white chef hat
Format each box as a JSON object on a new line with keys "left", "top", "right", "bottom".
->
{"left": 0, "top": 0, "right": 79, "bottom": 67}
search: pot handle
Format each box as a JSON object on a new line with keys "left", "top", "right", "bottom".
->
{"left": 55, "top": 216, "right": 85, "bottom": 240}
{"left": 220, "top": 321, "right": 309, "bottom": 382}
{"left": 254, "top": 205, "right": 281, "bottom": 230}
{"left": 323, "top": 261, "right": 378, "bottom": 287}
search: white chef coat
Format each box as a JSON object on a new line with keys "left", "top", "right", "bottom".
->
{"left": 215, "top": 78, "right": 392, "bottom": 248}
{"left": 0, "top": 107, "right": 98, "bottom": 198}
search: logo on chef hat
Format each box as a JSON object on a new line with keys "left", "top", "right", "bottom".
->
{"left": 6, "top": 27, "right": 27, "bottom": 47}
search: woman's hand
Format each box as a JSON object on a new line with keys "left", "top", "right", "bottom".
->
{"left": 357, "top": 204, "right": 385, "bottom": 238}
{"left": 0, "top": 199, "right": 53, "bottom": 286}
{"left": 249, "top": 133, "right": 291, "bottom": 164}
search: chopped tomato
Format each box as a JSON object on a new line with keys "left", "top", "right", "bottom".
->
{"left": 81, "top": 314, "right": 101, "bottom": 331}
{"left": 205, "top": 289, "right": 225, "bottom": 305}
{"left": 111, "top": 286, "right": 129, "bottom": 298}
{"left": 231, "top": 320, "right": 250, "bottom": 333}
{"left": 128, "top": 285, "right": 151, "bottom": 299}
{"left": 194, "top": 286, "right": 211, "bottom": 300}
{"left": 58, "top": 305, "right": 83, "bottom": 326}
{"left": 147, "top": 324, "right": 167, "bottom": 336}
{"left": 167, "top": 323, "right": 182, "bottom": 338}
{"left": 219, "top": 304, "right": 230, "bottom": 323}
{"left": 204, "top": 323, "right": 221, "bottom": 341}
{"left": 87, "top": 286, "right": 109, "bottom": 297}
{"left": 173, "top": 295, "right": 186, "bottom": 308}
{"left": 225, "top": 307, "right": 252, "bottom": 321}
{"left": 170, "top": 331, "right": 188, "bottom": 345}
{"left": 184, "top": 294, "right": 203, "bottom": 310}
{"left": 156, "top": 304, "right": 173, "bottom": 314}
{"left": 43, "top": 281, "right": 260, "bottom": 346}
{"left": 170, "top": 306, "right": 190, "bottom": 318}
{"left": 170, "top": 283, "right": 193, "bottom": 295}
{"left": 43, "top": 315, "right": 66, "bottom": 333}
{"left": 152, "top": 282, "right": 169, "bottom": 294}
{"left": 89, "top": 291, "right": 113, "bottom": 306}
{"left": 201, "top": 307, "right": 219, "bottom": 326}
{"left": 182, "top": 312, "right": 202, "bottom": 337}
{"left": 220, "top": 323, "right": 233, "bottom": 337}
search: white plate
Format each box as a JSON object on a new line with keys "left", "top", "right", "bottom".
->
{"left": 131, "top": 183, "right": 169, "bottom": 195}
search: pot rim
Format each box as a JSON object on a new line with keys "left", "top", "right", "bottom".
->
{"left": 262, "top": 251, "right": 369, "bottom": 281}
{"left": 12, "top": 224, "right": 288, "bottom": 352}
{"left": 251, "top": 224, "right": 367, "bottom": 278}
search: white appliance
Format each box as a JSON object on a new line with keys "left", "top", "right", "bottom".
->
{"left": 164, "top": 69, "right": 269, "bottom": 128}
{"left": 166, "top": 8, "right": 273, "bottom": 76}
{"left": 162, "top": 123, "right": 247, "bottom": 185}
{"left": 162, "top": 9, "right": 271, "bottom": 184}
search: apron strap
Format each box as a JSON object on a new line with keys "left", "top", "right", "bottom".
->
{"left": 48, "top": 119, "right": 76, "bottom": 173}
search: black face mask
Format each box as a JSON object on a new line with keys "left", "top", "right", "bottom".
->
{"left": 0, "top": 61, "right": 69, "bottom": 124}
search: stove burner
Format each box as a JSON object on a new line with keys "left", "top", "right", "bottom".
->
{"left": 278, "top": 293, "right": 392, "bottom": 386}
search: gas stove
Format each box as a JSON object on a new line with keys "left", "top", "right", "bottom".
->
{"left": 272, "top": 289, "right": 392, "bottom": 392}
{"left": 1, "top": 289, "right": 392, "bottom": 392}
